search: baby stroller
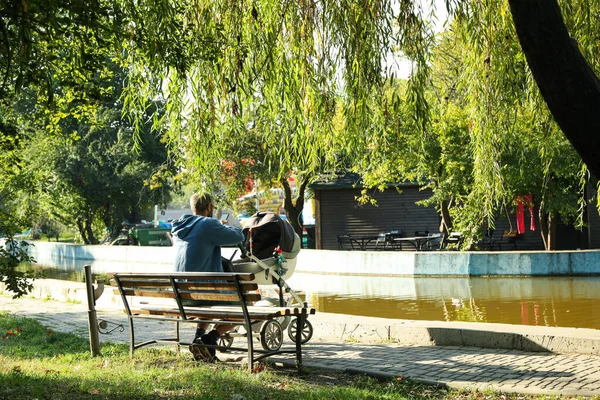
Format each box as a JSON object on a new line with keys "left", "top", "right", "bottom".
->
{"left": 222, "top": 211, "right": 313, "bottom": 352}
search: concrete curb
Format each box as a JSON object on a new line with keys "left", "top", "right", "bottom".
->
{"left": 308, "top": 313, "right": 600, "bottom": 356}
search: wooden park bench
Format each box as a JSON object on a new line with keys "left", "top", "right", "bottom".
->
{"left": 107, "top": 272, "right": 315, "bottom": 372}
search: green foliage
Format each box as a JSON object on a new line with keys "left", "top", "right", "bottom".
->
{"left": 112, "top": 0, "right": 427, "bottom": 215}
{"left": 0, "top": 237, "right": 34, "bottom": 299}
{"left": 446, "top": 5, "right": 588, "bottom": 244}
{"left": 2, "top": 0, "right": 600, "bottom": 251}
{"left": 6, "top": 63, "right": 176, "bottom": 244}
{"left": 0, "top": 0, "right": 119, "bottom": 139}
{"left": 0, "top": 136, "right": 33, "bottom": 296}
{"left": 353, "top": 17, "right": 588, "bottom": 247}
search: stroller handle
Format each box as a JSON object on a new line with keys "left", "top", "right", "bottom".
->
{"left": 238, "top": 242, "right": 249, "bottom": 258}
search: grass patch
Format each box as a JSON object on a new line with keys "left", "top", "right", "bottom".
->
{"left": 0, "top": 312, "right": 590, "bottom": 399}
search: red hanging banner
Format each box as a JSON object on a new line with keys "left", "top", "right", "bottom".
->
{"left": 514, "top": 194, "right": 536, "bottom": 233}
{"left": 515, "top": 199, "right": 525, "bottom": 234}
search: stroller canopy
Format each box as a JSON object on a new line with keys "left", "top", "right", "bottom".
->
{"left": 242, "top": 212, "right": 297, "bottom": 259}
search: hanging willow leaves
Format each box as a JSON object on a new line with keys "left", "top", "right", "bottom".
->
{"left": 2, "top": 0, "right": 600, "bottom": 250}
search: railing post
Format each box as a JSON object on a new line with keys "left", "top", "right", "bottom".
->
{"left": 84, "top": 265, "right": 103, "bottom": 356}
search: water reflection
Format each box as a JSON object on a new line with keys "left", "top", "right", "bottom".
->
{"left": 286, "top": 273, "right": 600, "bottom": 330}
{"left": 17, "top": 263, "right": 98, "bottom": 283}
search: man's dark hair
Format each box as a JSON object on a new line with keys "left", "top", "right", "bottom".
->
{"left": 190, "top": 192, "right": 212, "bottom": 215}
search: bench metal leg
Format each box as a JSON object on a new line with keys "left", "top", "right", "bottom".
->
{"left": 128, "top": 316, "right": 135, "bottom": 359}
{"left": 246, "top": 322, "right": 254, "bottom": 373}
{"left": 295, "top": 314, "right": 305, "bottom": 372}
{"left": 175, "top": 320, "right": 180, "bottom": 355}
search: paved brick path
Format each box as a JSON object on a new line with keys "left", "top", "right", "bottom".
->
{"left": 1, "top": 295, "right": 599, "bottom": 398}
{"left": 289, "top": 343, "right": 600, "bottom": 397}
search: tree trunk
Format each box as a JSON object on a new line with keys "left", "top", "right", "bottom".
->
{"left": 281, "top": 176, "right": 310, "bottom": 239}
{"left": 538, "top": 202, "right": 549, "bottom": 250}
{"left": 128, "top": 206, "right": 141, "bottom": 224}
{"left": 439, "top": 200, "right": 452, "bottom": 234}
{"left": 547, "top": 211, "right": 557, "bottom": 251}
{"left": 85, "top": 217, "right": 98, "bottom": 245}
{"left": 76, "top": 219, "right": 89, "bottom": 245}
{"left": 509, "top": 0, "right": 600, "bottom": 178}
{"left": 539, "top": 202, "right": 558, "bottom": 251}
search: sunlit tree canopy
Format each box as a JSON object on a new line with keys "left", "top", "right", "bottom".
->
{"left": 2, "top": 0, "right": 600, "bottom": 250}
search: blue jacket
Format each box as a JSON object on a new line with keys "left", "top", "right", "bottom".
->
{"left": 171, "top": 214, "right": 244, "bottom": 273}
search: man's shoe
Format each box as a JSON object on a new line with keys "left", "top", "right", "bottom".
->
{"left": 200, "top": 331, "right": 219, "bottom": 361}
{"left": 189, "top": 338, "right": 212, "bottom": 362}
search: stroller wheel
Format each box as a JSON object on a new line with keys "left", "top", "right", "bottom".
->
{"left": 260, "top": 320, "right": 283, "bottom": 352}
{"left": 287, "top": 318, "right": 313, "bottom": 344}
{"left": 219, "top": 333, "right": 234, "bottom": 352}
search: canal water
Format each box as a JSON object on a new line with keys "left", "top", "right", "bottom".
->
{"left": 285, "top": 273, "right": 600, "bottom": 330}
{"left": 18, "top": 263, "right": 600, "bottom": 330}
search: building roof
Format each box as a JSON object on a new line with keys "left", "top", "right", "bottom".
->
{"left": 310, "top": 173, "right": 420, "bottom": 190}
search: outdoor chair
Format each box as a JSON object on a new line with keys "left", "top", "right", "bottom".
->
{"left": 444, "top": 232, "right": 464, "bottom": 250}
{"left": 382, "top": 229, "right": 402, "bottom": 250}
{"left": 414, "top": 230, "right": 429, "bottom": 237}
{"left": 496, "top": 230, "right": 519, "bottom": 250}
{"left": 337, "top": 235, "right": 357, "bottom": 250}
{"left": 376, "top": 230, "right": 403, "bottom": 250}
{"left": 477, "top": 229, "right": 494, "bottom": 250}
{"left": 374, "top": 233, "right": 387, "bottom": 250}
{"left": 423, "top": 233, "right": 445, "bottom": 250}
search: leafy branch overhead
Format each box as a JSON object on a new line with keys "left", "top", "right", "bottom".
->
{"left": 2, "top": 0, "right": 600, "bottom": 251}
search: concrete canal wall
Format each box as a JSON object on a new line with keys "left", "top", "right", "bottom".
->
{"left": 298, "top": 249, "right": 600, "bottom": 275}
{"left": 25, "top": 241, "right": 600, "bottom": 276}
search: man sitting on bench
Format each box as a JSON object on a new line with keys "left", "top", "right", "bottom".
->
{"left": 171, "top": 192, "right": 244, "bottom": 362}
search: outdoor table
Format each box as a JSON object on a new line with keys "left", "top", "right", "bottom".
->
{"left": 348, "top": 235, "right": 382, "bottom": 250}
{"left": 392, "top": 234, "right": 441, "bottom": 251}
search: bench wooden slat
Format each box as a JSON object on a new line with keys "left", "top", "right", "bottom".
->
{"left": 131, "top": 305, "right": 315, "bottom": 320}
{"left": 130, "top": 308, "right": 245, "bottom": 320}
{"left": 110, "top": 279, "right": 258, "bottom": 292}
{"left": 110, "top": 279, "right": 171, "bottom": 289}
{"left": 216, "top": 306, "right": 316, "bottom": 315}
{"left": 182, "top": 292, "right": 261, "bottom": 302}
{"left": 132, "top": 308, "right": 275, "bottom": 321}
{"left": 114, "top": 289, "right": 260, "bottom": 302}
{"left": 107, "top": 272, "right": 256, "bottom": 281}
{"left": 178, "top": 282, "right": 258, "bottom": 291}
{"left": 115, "top": 289, "right": 176, "bottom": 299}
